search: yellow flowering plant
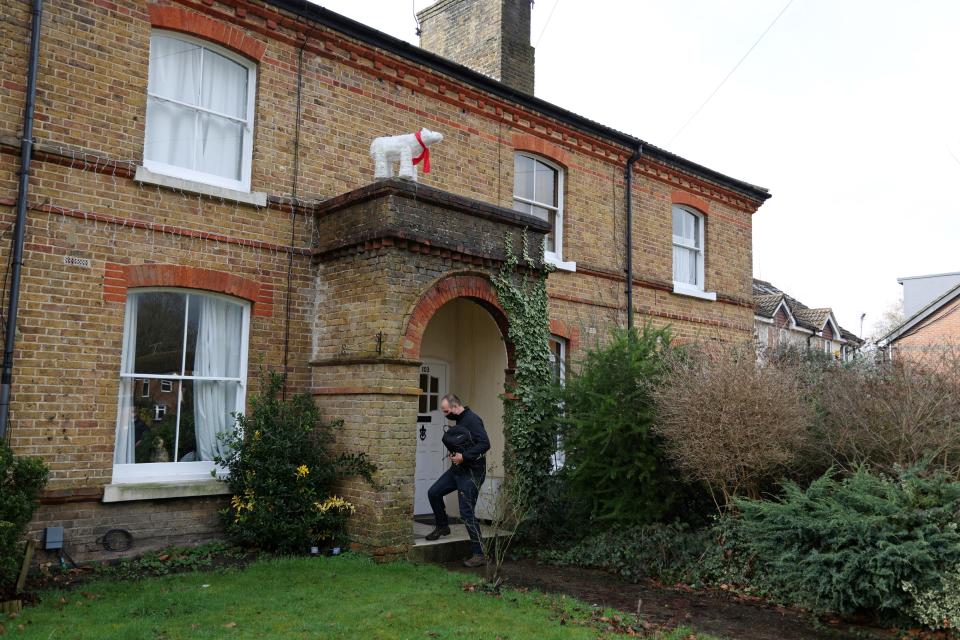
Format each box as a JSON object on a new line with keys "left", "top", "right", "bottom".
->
{"left": 213, "top": 371, "right": 376, "bottom": 552}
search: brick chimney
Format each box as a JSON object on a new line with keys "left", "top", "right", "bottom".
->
{"left": 417, "top": 0, "right": 535, "bottom": 94}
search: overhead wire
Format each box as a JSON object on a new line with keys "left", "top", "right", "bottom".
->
{"left": 667, "top": 0, "right": 795, "bottom": 146}
{"left": 534, "top": 0, "right": 561, "bottom": 48}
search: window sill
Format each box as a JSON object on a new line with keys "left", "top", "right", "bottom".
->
{"left": 102, "top": 479, "right": 230, "bottom": 503}
{"left": 545, "top": 253, "right": 576, "bottom": 272}
{"left": 672, "top": 283, "right": 717, "bottom": 301}
{"left": 134, "top": 166, "right": 267, "bottom": 207}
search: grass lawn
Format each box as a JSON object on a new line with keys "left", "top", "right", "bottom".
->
{"left": 11, "top": 553, "right": 712, "bottom": 639}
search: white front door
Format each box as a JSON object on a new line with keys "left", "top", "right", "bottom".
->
{"left": 414, "top": 361, "right": 449, "bottom": 516}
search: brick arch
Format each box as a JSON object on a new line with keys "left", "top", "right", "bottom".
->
{"left": 671, "top": 189, "right": 711, "bottom": 215}
{"left": 402, "top": 273, "right": 514, "bottom": 368}
{"left": 549, "top": 318, "right": 581, "bottom": 353}
{"left": 148, "top": 5, "right": 267, "bottom": 61}
{"left": 512, "top": 133, "right": 571, "bottom": 168}
{"left": 104, "top": 263, "right": 273, "bottom": 317}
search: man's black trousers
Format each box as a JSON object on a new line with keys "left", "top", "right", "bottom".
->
{"left": 428, "top": 464, "right": 485, "bottom": 555}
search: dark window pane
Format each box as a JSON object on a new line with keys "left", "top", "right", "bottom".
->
{"left": 419, "top": 395, "right": 428, "bottom": 413}
{"left": 419, "top": 374, "right": 428, "bottom": 392}
{"left": 430, "top": 376, "right": 439, "bottom": 394}
{"left": 132, "top": 382, "right": 177, "bottom": 465}
{"left": 133, "top": 292, "right": 185, "bottom": 375}
{"left": 429, "top": 395, "right": 438, "bottom": 412}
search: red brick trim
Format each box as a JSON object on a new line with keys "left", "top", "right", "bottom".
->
{"left": 512, "top": 133, "right": 571, "bottom": 168}
{"left": 149, "top": 4, "right": 267, "bottom": 61}
{"left": 104, "top": 263, "right": 274, "bottom": 317}
{"left": 672, "top": 190, "right": 711, "bottom": 214}
{"left": 402, "top": 273, "right": 515, "bottom": 367}
{"left": 549, "top": 318, "right": 581, "bottom": 353}
{"left": 166, "top": 0, "right": 764, "bottom": 213}
{"left": 549, "top": 292, "right": 752, "bottom": 333}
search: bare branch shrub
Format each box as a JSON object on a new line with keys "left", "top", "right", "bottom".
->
{"left": 652, "top": 343, "right": 814, "bottom": 510}
{"left": 477, "top": 474, "right": 531, "bottom": 589}
{"left": 814, "top": 347, "right": 960, "bottom": 476}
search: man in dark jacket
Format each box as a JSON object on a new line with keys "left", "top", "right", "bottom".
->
{"left": 425, "top": 393, "right": 490, "bottom": 567}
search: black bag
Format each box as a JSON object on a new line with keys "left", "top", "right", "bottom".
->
{"left": 441, "top": 424, "right": 474, "bottom": 454}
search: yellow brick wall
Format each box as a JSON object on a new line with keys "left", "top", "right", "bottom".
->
{"left": 0, "top": 0, "right": 764, "bottom": 557}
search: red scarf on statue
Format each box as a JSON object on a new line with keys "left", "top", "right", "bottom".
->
{"left": 413, "top": 130, "right": 431, "bottom": 173}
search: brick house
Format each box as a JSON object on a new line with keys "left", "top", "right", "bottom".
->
{"left": 880, "top": 272, "right": 960, "bottom": 361}
{"left": 1, "top": 0, "right": 770, "bottom": 560}
{"left": 753, "top": 279, "right": 862, "bottom": 360}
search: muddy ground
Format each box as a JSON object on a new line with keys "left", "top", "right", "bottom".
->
{"left": 447, "top": 558, "right": 898, "bottom": 640}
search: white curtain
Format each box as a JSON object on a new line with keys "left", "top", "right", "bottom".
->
{"left": 113, "top": 295, "right": 139, "bottom": 464}
{"left": 673, "top": 246, "right": 698, "bottom": 285}
{"left": 672, "top": 207, "right": 700, "bottom": 285}
{"left": 198, "top": 49, "right": 246, "bottom": 180}
{"left": 145, "top": 35, "right": 247, "bottom": 180}
{"left": 145, "top": 35, "right": 200, "bottom": 169}
{"left": 193, "top": 296, "right": 242, "bottom": 461}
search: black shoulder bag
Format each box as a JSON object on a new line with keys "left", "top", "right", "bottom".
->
{"left": 441, "top": 424, "right": 474, "bottom": 454}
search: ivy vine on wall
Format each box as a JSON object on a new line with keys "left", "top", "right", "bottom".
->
{"left": 490, "top": 231, "right": 557, "bottom": 511}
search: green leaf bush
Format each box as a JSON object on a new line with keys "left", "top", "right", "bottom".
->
{"left": 735, "top": 466, "right": 960, "bottom": 619}
{"left": 0, "top": 440, "right": 48, "bottom": 593}
{"left": 538, "top": 521, "right": 743, "bottom": 588}
{"left": 490, "top": 232, "right": 559, "bottom": 537}
{"left": 214, "top": 372, "right": 376, "bottom": 553}
{"left": 903, "top": 564, "right": 960, "bottom": 631}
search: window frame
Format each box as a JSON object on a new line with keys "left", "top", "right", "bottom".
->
{"left": 547, "top": 334, "right": 568, "bottom": 472}
{"left": 160, "top": 379, "right": 174, "bottom": 393}
{"left": 513, "top": 152, "right": 571, "bottom": 268}
{"left": 672, "top": 204, "right": 715, "bottom": 300}
{"left": 112, "top": 287, "right": 251, "bottom": 484}
{"left": 140, "top": 379, "right": 150, "bottom": 398}
{"left": 144, "top": 31, "right": 258, "bottom": 193}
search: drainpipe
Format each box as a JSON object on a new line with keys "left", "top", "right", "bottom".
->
{"left": 0, "top": 0, "right": 43, "bottom": 439}
{"left": 624, "top": 144, "right": 642, "bottom": 331}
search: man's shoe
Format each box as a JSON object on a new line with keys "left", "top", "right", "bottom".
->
{"left": 462, "top": 554, "right": 486, "bottom": 568}
{"left": 424, "top": 526, "right": 450, "bottom": 541}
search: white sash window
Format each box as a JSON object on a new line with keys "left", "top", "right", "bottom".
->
{"left": 672, "top": 205, "right": 706, "bottom": 291}
{"left": 513, "top": 153, "right": 569, "bottom": 267}
{"left": 113, "top": 289, "right": 249, "bottom": 482}
{"left": 144, "top": 32, "right": 257, "bottom": 191}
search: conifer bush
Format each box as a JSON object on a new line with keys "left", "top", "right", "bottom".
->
{"left": 734, "top": 465, "right": 960, "bottom": 618}
{"left": 558, "top": 325, "right": 691, "bottom": 525}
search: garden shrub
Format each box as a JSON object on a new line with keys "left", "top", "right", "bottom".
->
{"left": 734, "top": 465, "right": 960, "bottom": 618}
{"left": 537, "top": 516, "right": 752, "bottom": 589}
{"left": 813, "top": 349, "right": 960, "bottom": 478}
{"left": 214, "top": 372, "right": 376, "bottom": 553}
{"left": 903, "top": 565, "right": 960, "bottom": 631}
{"left": 558, "top": 324, "right": 694, "bottom": 526}
{"left": 0, "top": 440, "right": 48, "bottom": 593}
{"left": 652, "top": 342, "right": 814, "bottom": 510}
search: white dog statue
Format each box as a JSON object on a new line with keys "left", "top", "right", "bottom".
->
{"left": 369, "top": 128, "right": 443, "bottom": 182}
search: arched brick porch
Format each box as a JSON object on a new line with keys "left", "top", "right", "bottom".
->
{"left": 401, "top": 272, "right": 515, "bottom": 370}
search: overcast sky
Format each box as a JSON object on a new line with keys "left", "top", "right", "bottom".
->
{"left": 316, "top": 0, "right": 960, "bottom": 339}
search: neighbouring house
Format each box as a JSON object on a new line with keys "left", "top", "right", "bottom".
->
{"left": 753, "top": 279, "right": 862, "bottom": 360}
{"left": 1, "top": 0, "right": 770, "bottom": 561}
{"left": 880, "top": 272, "right": 960, "bottom": 360}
